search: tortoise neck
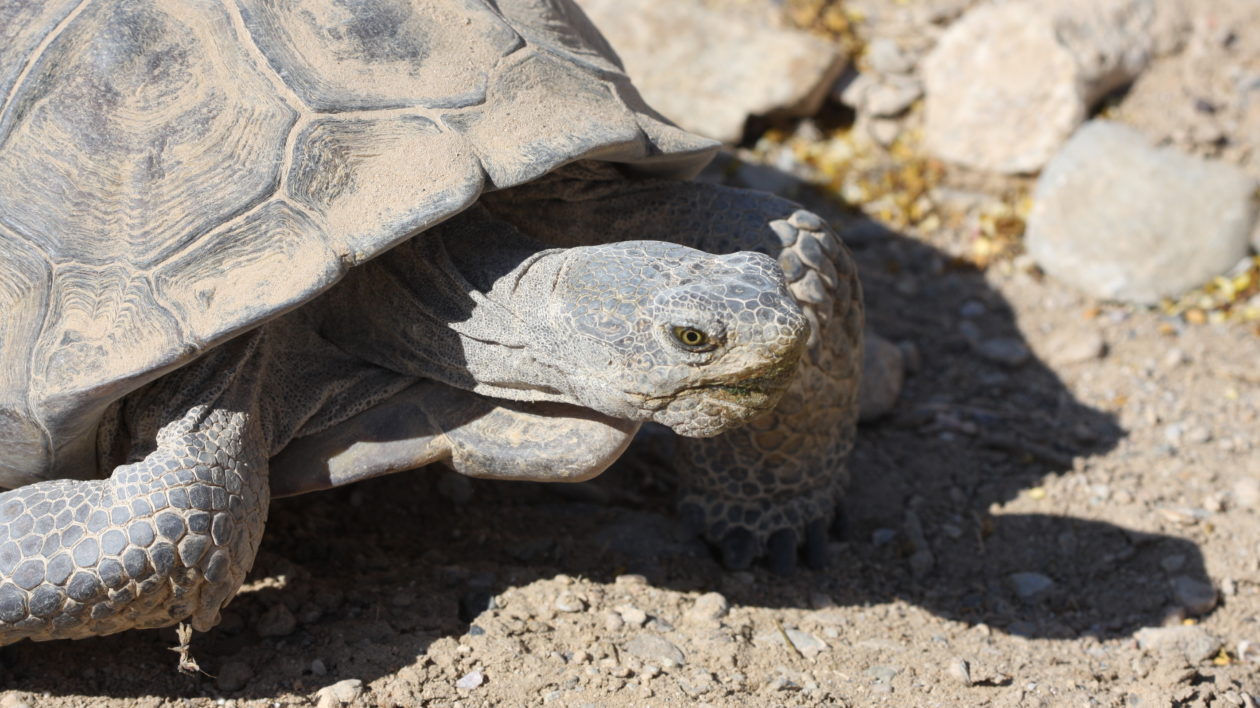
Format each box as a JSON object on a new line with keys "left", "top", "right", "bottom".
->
{"left": 311, "top": 205, "right": 587, "bottom": 407}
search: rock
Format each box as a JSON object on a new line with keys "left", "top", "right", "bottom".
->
{"left": 842, "top": 73, "right": 922, "bottom": 118}
{"left": 947, "top": 657, "right": 972, "bottom": 686}
{"left": 616, "top": 605, "right": 648, "bottom": 627}
{"left": 865, "top": 117, "right": 902, "bottom": 147}
{"left": 683, "top": 592, "right": 730, "bottom": 624}
{"left": 959, "top": 300, "right": 986, "bottom": 318}
{"left": 1009, "top": 571, "right": 1055, "bottom": 599}
{"left": 1046, "top": 329, "right": 1106, "bottom": 366}
{"left": 624, "top": 634, "right": 686, "bottom": 667}
{"left": 1160, "top": 554, "right": 1186, "bottom": 573}
{"left": 677, "top": 669, "right": 716, "bottom": 697}
{"left": 310, "top": 658, "right": 328, "bottom": 676}
{"left": 575, "top": 0, "right": 845, "bottom": 142}
{"left": 554, "top": 591, "right": 587, "bottom": 613}
{"left": 1171, "top": 575, "right": 1218, "bottom": 615}
{"left": 317, "top": 679, "right": 364, "bottom": 706}
{"left": 1027, "top": 121, "right": 1258, "bottom": 303}
{"left": 216, "top": 661, "right": 253, "bottom": 692}
{"left": 785, "top": 629, "right": 828, "bottom": 658}
{"left": 908, "top": 549, "right": 935, "bottom": 579}
{"left": 456, "top": 670, "right": 485, "bottom": 690}
{"left": 974, "top": 338, "right": 1031, "bottom": 368}
{"left": 871, "top": 528, "right": 897, "bottom": 547}
{"left": 922, "top": 0, "right": 1154, "bottom": 173}
{"left": 754, "top": 628, "right": 828, "bottom": 658}
{"left": 866, "top": 38, "right": 916, "bottom": 75}
{"left": 863, "top": 77, "right": 923, "bottom": 118}
{"left": 859, "top": 332, "right": 905, "bottom": 422}
{"left": 1239, "top": 640, "right": 1260, "bottom": 664}
{"left": 1235, "top": 478, "right": 1260, "bottom": 509}
{"left": 1135, "top": 625, "right": 1223, "bottom": 663}
{"left": 256, "top": 603, "right": 297, "bottom": 638}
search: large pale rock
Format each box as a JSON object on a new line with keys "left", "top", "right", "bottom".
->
{"left": 576, "top": 0, "right": 846, "bottom": 142}
{"left": 1026, "top": 121, "right": 1258, "bottom": 304}
{"left": 922, "top": 0, "right": 1154, "bottom": 174}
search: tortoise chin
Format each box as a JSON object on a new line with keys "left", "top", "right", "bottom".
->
{"left": 651, "top": 376, "right": 795, "bottom": 438}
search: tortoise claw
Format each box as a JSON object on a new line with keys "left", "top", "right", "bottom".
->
{"left": 767, "top": 528, "right": 798, "bottom": 576}
{"left": 804, "top": 519, "right": 829, "bottom": 570}
{"left": 720, "top": 528, "right": 758, "bottom": 570}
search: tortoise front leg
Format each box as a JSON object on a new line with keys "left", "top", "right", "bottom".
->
{"left": 0, "top": 336, "right": 269, "bottom": 644}
{"left": 271, "top": 379, "right": 640, "bottom": 497}
{"left": 484, "top": 167, "right": 863, "bottom": 574}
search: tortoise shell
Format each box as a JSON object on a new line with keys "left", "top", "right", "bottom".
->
{"left": 0, "top": 0, "right": 716, "bottom": 486}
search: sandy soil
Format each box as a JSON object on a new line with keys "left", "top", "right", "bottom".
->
{"left": 4, "top": 1, "right": 1260, "bottom": 707}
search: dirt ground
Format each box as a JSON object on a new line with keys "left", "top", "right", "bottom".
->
{"left": 5, "top": 1, "right": 1260, "bottom": 707}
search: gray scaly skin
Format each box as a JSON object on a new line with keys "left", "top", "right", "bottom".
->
{"left": 0, "top": 335, "right": 270, "bottom": 641}
{"left": 484, "top": 165, "right": 864, "bottom": 574}
{"left": 0, "top": 196, "right": 812, "bottom": 643}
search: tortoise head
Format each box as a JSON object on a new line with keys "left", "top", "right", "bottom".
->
{"left": 540, "top": 242, "right": 808, "bottom": 437}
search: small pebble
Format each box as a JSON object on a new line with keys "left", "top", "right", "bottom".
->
{"left": 1046, "top": 329, "right": 1106, "bottom": 366}
{"left": 1234, "top": 478, "right": 1260, "bottom": 509}
{"left": 320, "top": 675, "right": 365, "bottom": 700}
{"left": 1239, "top": 640, "right": 1260, "bottom": 663}
{"left": 946, "top": 657, "right": 972, "bottom": 686}
{"left": 866, "top": 38, "right": 916, "bottom": 75}
{"left": 456, "top": 670, "right": 485, "bottom": 690}
{"left": 310, "top": 658, "right": 328, "bottom": 676}
{"left": 959, "top": 300, "right": 987, "bottom": 318}
{"left": 684, "top": 592, "right": 730, "bottom": 624}
{"left": 785, "top": 629, "right": 828, "bottom": 658}
{"left": 1162, "top": 348, "right": 1189, "bottom": 369}
{"left": 624, "top": 634, "right": 686, "bottom": 668}
{"left": 616, "top": 605, "right": 648, "bottom": 627}
{"left": 1135, "top": 625, "right": 1222, "bottom": 663}
{"left": 603, "top": 610, "right": 625, "bottom": 632}
{"left": 554, "top": 591, "right": 587, "bottom": 613}
{"left": 975, "top": 337, "right": 1031, "bottom": 367}
{"left": 1171, "top": 575, "right": 1218, "bottom": 615}
{"left": 1009, "top": 572, "right": 1055, "bottom": 599}
{"left": 871, "top": 528, "right": 897, "bottom": 547}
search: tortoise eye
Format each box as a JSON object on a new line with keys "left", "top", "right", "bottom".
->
{"left": 673, "top": 326, "right": 709, "bottom": 348}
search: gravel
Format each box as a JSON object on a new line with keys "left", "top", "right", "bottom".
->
{"left": 624, "top": 634, "right": 686, "bottom": 667}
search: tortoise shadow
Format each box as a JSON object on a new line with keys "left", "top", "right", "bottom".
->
{"left": 0, "top": 170, "right": 1213, "bottom": 700}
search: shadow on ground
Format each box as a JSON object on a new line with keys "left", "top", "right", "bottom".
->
{"left": 0, "top": 182, "right": 1207, "bottom": 700}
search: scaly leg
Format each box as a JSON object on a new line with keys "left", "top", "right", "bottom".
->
{"left": 270, "top": 379, "right": 640, "bottom": 497}
{"left": 0, "top": 335, "right": 269, "bottom": 644}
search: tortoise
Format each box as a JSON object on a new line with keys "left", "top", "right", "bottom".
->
{"left": 0, "top": 0, "right": 862, "bottom": 644}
